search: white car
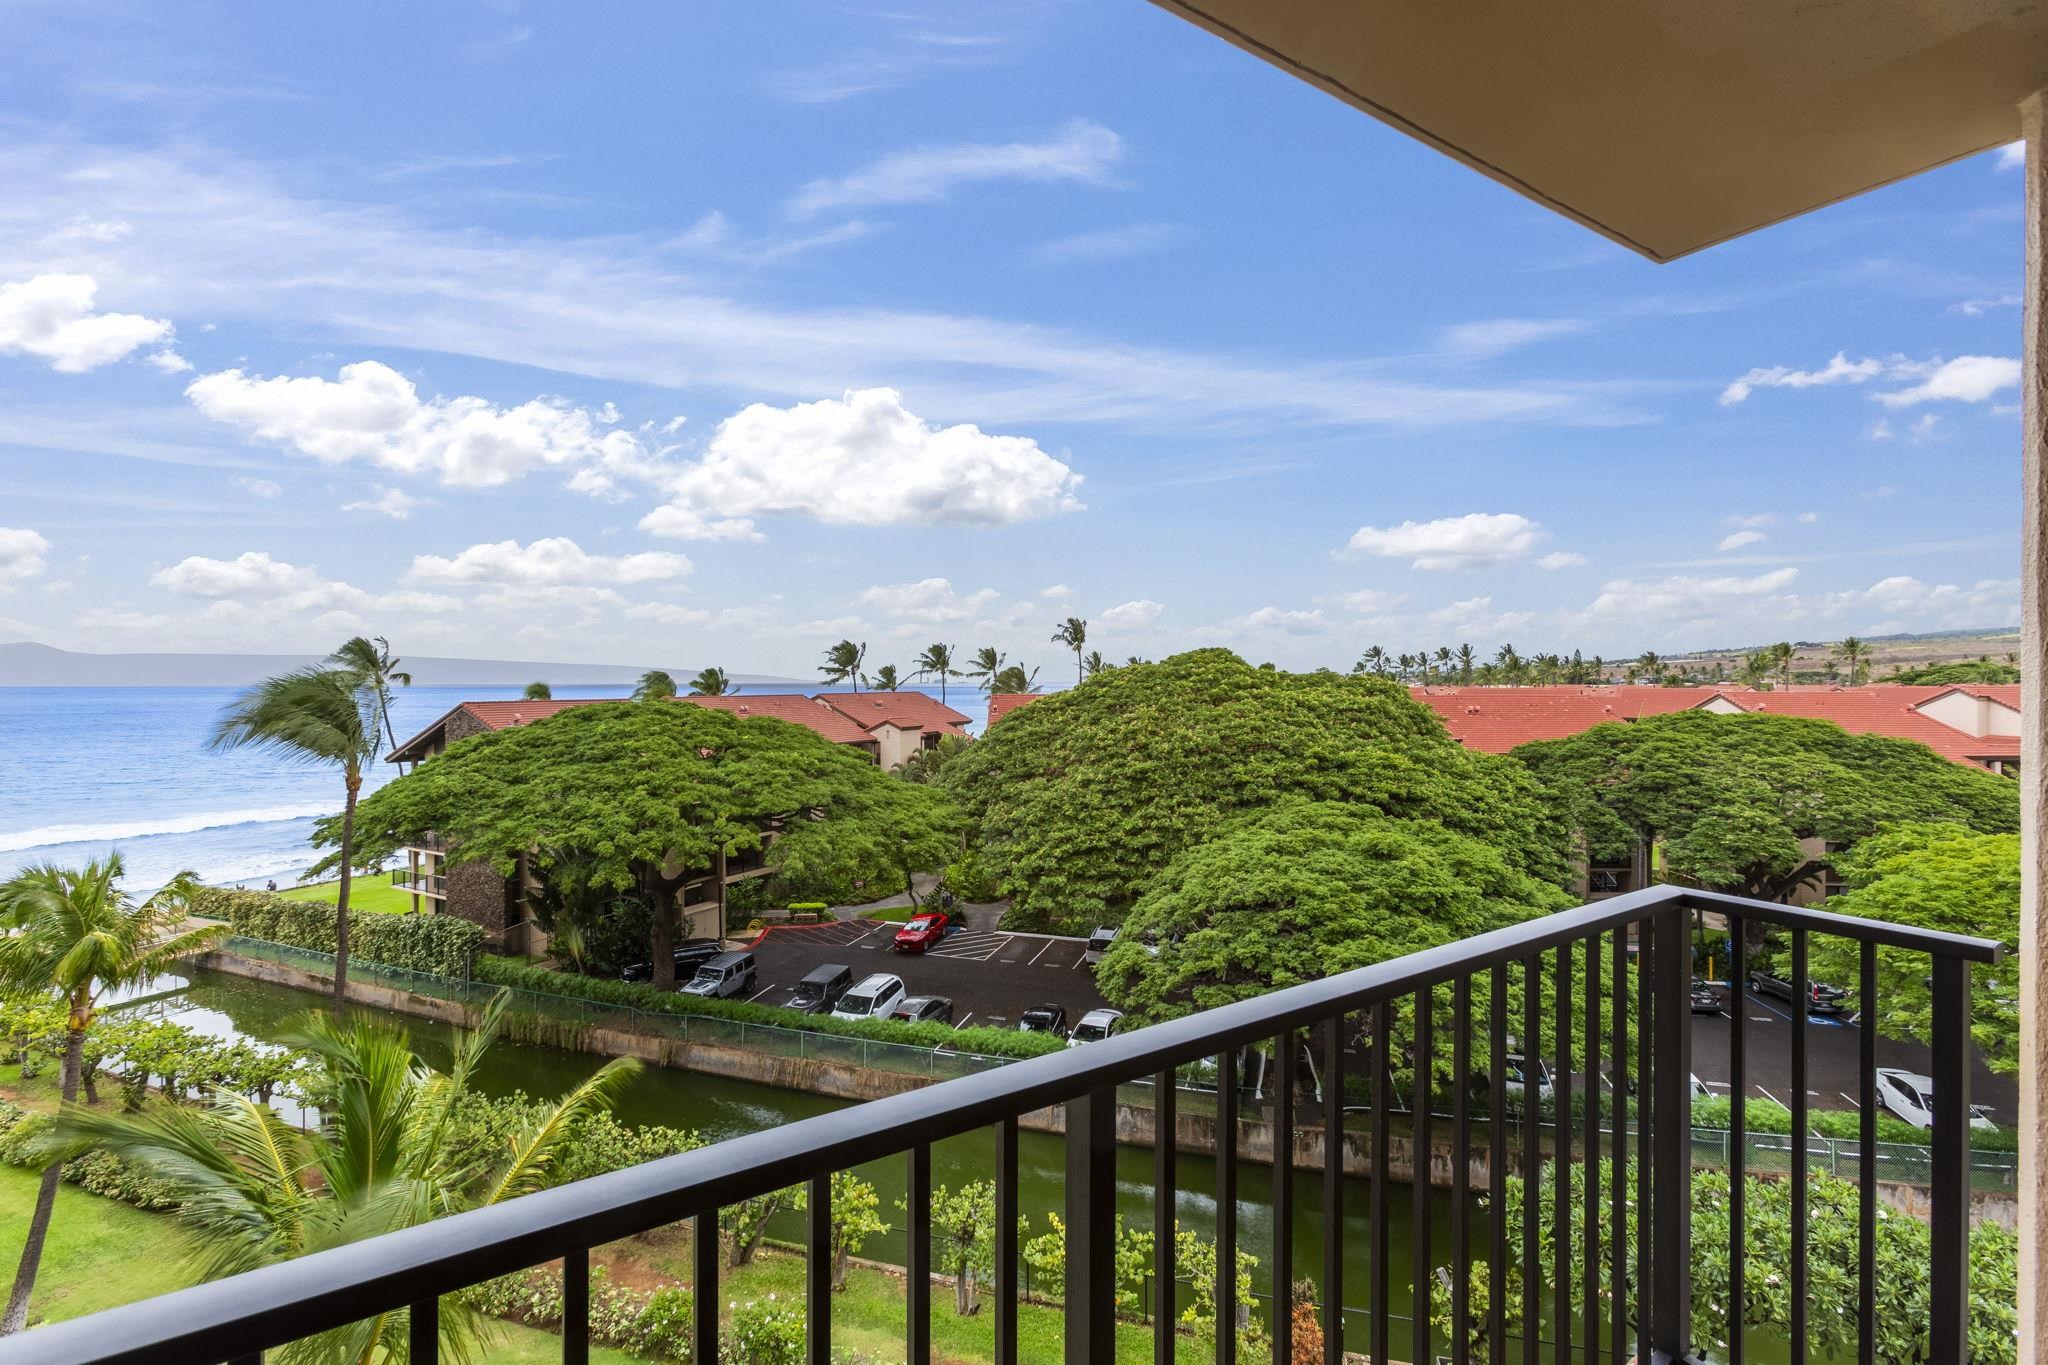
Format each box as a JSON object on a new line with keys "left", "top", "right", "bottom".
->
{"left": 831, "top": 972, "right": 906, "bottom": 1022}
{"left": 1873, "top": 1068, "right": 1997, "bottom": 1131}
{"left": 1067, "top": 1008, "right": 1125, "bottom": 1047}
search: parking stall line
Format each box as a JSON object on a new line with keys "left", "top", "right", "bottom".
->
{"left": 1027, "top": 940, "right": 1056, "bottom": 967}
{"left": 954, "top": 1013, "right": 974, "bottom": 1028}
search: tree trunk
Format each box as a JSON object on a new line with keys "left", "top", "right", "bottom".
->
{"left": 2, "top": 1019, "right": 85, "bottom": 1334}
{"left": 648, "top": 887, "right": 678, "bottom": 993}
{"left": 833, "top": 1242, "right": 849, "bottom": 1291}
{"left": 332, "top": 772, "right": 360, "bottom": 1021}
{"left": 954, "top": 1260, "right": 976, "bottom": 1315}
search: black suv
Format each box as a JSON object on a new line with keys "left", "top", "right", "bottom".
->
{"left": 786, "top": 964, "right": 854, "bottom": 1015}
{"left": 1747, "top": 968, "right": 1848, "bottom": 1015}
{"left": 1017, "top": 1003, "right": 1069, "bottom": 1038}
{"left": 621, "top": 939, "right": 723, "bottom": 983}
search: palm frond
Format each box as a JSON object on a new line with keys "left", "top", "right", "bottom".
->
{"left": 478, "top": 1056, "right": 641, "bottom": 1207}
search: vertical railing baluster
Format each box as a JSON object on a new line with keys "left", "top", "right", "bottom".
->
{"left": 1581, "top": 934, "right": 1599, "bottom": 1364}
{"left": 1609, "top": 931, "right": 1625, "bottom": 1365}
{"left": 1790, "top": 929, "right": 1810, "bottom": 1365}
{"left": 1066, "top": 1086, "right": 1116, "bottom": 1364}
{"left": 1553, "top": 944, "right": 1571, "bottom": 1365}
{"left": 1730, "top": 916, "right": 1747, "bottom": 1365}
{"left": 1634, "top": 920, "right": 1651, "bottom": 1365}
{"left": 1272, "top": 1032, "right": 1296, "bottom": 1365}
{"left": 1522, "top": 956, "right": 1540, "bottom": 1365}
{"left": 1321, "top": 1021, "right": 1344, "bottom": 1365}
{"left": 1488, "top": 967, "right": 1508, "bottom": 1365}
{"left": 908, "top": 1148, "right": 931, "bottom": 1365}
{"left": 409, "top": 1296, "right": 438, "bottom": 1365}
{"left": 808, "top": 1175, "right": 831, "bottom": 1365}
{"left": 1159, "top": 1069, "right": 1181, "bottom": 1365}
{"left": 694, "top": 1211, "right": 719, "bottom": 1365}
{"left": 1649, "top": 907, "right": 1693, "bottom": 1360}
{"left": 1858, "top": 941, "right": 1877, "bottom": 1365}
{"left": 1928, "top": 955, "right": 1973, "bottom": 1363}
{"left": 563, "top": 1246, "right": 589, "bottom": 1365}
{"left": 995, "top": 1116, "right": 1019, "bottom": 1365}
{"left": 1451, "top": 978, "right": 1471, "bottom": 1365}
{"left": 1370, "top": 1001, "right": 1389, "bottom": 1365}
{"left": 1412, "top": 985, "right": 1434, "bottom": 1365}
{"left": 1218, "top": 1048, "right": 1240, "bottom": 1365}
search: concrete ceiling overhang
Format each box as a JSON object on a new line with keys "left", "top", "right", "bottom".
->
{"left": 1151, "top": 1, "right": 2048, "bottom": 262}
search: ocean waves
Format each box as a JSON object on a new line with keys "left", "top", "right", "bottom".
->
{"left": 0, "top": 802, "right": 339, "bottom": 854}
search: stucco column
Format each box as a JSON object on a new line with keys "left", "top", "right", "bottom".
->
{"left": 2019, "top": 88, "right": 2048, "bottom": 1357}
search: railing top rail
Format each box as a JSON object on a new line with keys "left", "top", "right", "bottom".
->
{"left": 1678, "top": 887, "right": 2003, "bottom": 962}
{"left": 5, "top": 883, "right": 1995, "bottom": 1365}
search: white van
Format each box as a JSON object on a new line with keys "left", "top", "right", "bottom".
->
{"left": 831, "top": 972, "right": 907, "bottom": 1021}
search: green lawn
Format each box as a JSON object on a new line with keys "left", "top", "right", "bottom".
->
{"left": 0, "top": 1165, "right": 195, "bottom": 1327}
{"left": 279, "top": 877, "right": 420, "bottom": 915}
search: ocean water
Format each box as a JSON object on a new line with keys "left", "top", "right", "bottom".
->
{"left": 0, "top": 683, "right": 989, "bottom": 891}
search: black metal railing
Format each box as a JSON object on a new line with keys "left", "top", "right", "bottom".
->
{"left": 0, "top": 885, "right": 1999, "bottom": 1365}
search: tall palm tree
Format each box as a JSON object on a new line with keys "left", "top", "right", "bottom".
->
{"left": 990, "top": 663, "right": 1040, "bottom": 693}
{"left": 212, "top": 667, "right": 380, "bottom": 1020}
{"left": 632, "top": 670, "right": 677, "bottom": 701}
{"left": 54, "top": 997, "right": 638, "bottom": 1363}
{"left": 522, "top": 681, "right": 552, "bottom": 701}
{"left": 688, "top": 666, "right": 736, "bottom": 696}
{"left": 1433, "top": 646, "right": 1453, "bottom": 680}
{"left": 1772, "top": 641, "right": 1796, "bottom": 689}
{"left": 1051, "top": 618, "right": 1088, "bottom": 687}
{"left": 1636, "top": 650, "right": 1664, "bottom": 684}
{"left": 868, "top": 663, "right": 903, "bottom": 691}
{"left": 0, "top": 856, "right": 224, "bottom": 1335}
{"left": 913, "top": 643, "right": 958, "bottom": 704}
{"left": 1455, "top": 643, "right": 1476, "bottom": 684}
{"left": 1355, "top": 645, "right": 1388, "bottom": 676}
{"left": 1495, "top": 643, "right": 1523, "bottom": 686}
{"left": 963, "top": 646, "right": 1005, "bottom": 692}
{"left": 329, "top": 636, "right": 411, "bottom": 770}
{"left": 1835, "top": 636, "right": 1869, "bottom": 686}
{"left": 821, "top": 639, "right": 867, "bottom": 692}
{"left": 1082, "top": 649, "right": 1109, "bottom": 677}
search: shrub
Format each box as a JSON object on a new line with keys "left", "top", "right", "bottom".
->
{"left": 1690, "top": 1094, "right": 2018, "bottom": 1153}
{"left": 464, "top": 1266, "right": 694, "bottom": 1362}
{"left": 473, "top": 955, "right": 1065, "bottom": 1060}
{"left": 0, "top": 1100, "right": 180, "bottom": 1210}
{"left": 719, "top": 1294, "right": 804, "bottom": 1365}
{"left": 941, "top": 852, "right": 1003, "bottom": 905}
{"left": 194, "top": 886, "right": 486, "bottom": 976}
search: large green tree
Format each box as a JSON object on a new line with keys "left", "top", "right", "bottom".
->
{"left": 1512, "top": 711, "right": 2018, "bottom": 904}
{"left": 941, "top": 649, "right": 1570, "bottom": 933}
{"left": 323, "top": 701, "right": 960, "bottom": 988}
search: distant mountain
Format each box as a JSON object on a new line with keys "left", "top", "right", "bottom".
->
{"left": 0, "top": 641, "right": 804, "bottom": 688}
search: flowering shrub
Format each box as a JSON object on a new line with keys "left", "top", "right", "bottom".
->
{"left": 464, "top": 1265, "right": 694, "bottom": 1361}
{"left": 719, "top": 1294, "right": 804, "bottom": 1365}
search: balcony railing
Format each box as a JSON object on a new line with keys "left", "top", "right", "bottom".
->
{"left": 0, "top": 885, "right": 1998, "bottom": 1365}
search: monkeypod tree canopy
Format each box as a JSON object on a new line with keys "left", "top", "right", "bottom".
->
{"left": 1513, "top": 711, "right": 2020, "bottom": 902}
{"left": 939, "top": 649, "right": 1570, "bottom": 933}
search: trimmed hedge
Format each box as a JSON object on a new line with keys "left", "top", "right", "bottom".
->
{"left": 192, "top": 887, "right": 485, "bottom": 977}
{"left": 475, "top": 956, "right": 1066, "bottom": 1061}
{"left": 1691, "top": 1093, "right": 2019, "bottom": 1153}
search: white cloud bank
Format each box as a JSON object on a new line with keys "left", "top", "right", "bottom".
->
{"left": 856, "top": 577, "right": 999, "bottom": 622}
{"left": 1871, "top": 356, "right": 2021, "bottom": 408}
{"left": 0, "top": 527, "right": 51, "bottom": 587}
{"left": 1716, "top": 530, "right": 1766, "bottom": 552}
{"left": 1345, "top": 512, "right": 1546, "bottom": 571}
{"left": 0, "top": 273, "right": 171, "bottom": 372}
{"left": 1721, "top": 352, "right": 2019, "bottom": 408}
{"left": 787, "top": 120, "right": 1122, "bottom": 217}
{"left": 150, "top": 550, "right": 459, "bottom": 617}
{"left": 642, "top": 387, "right": 1083, "bottom": 541}
{"left": 408, "top": 537, "right": 691, "bottom": 587}
{"left": 1098, "top": 598, "right": 1165, "bottom": 628}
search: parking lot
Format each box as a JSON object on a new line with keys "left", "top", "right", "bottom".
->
{"left": 741, "top": 916, "right": 1111, "bottom": 1030}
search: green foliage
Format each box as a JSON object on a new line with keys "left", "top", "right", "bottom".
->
{"left": 1887, "top": 660, "right": 2020, "bottom": 685}
{"left": 473, "top": 955, "right": 1066, "bottom": 1059}
{"left": 895, "top": 733, "right": 969, "bottom": 784}
{"left": 1807, "top": 822, "right": 2022, "bottom": 1072}
{"left": 0, "top": 1101, "right": 179, "bottom": 1211}
{"left": 1689, "top": 1092, "right": 2018, "bottom": 1152}
{"left": 723, "top": 1184, "right": 804, "bottom": 1269}
{"left": 940, "top": 851, "right": 1003, "bottom": 904}
{"left": 1514, "top": 711, "right": 2019, "bottom": 900}
{"left": 923, "top": 1180, "right": 998, "bottom": 1314}
{"left": 942, "top": 649, "right": 1569, "bottom": 933}
{"left": 1020, "top": 1212, "right": 1156, "bottom": 1317}
{"left": 1097, "top": 799, "right": 1573, "bottom": 1022}
{"left": 466, "top": 1265, "right": 695, "bottom": 1361}
{"left": 719, "top": 1293, "right": 805, "bottom": 1364}
{"left": 193, "top": 886, "right": 486, "bottom": 976}
{"left": 828, "top": 1171, "right": 888, "bottom": 1290}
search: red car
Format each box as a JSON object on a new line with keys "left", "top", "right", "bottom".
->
{"left": 893, "top": 911, "right": 951, "bottom": 953}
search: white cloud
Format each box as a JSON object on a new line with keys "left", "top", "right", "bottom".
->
{"left": 408, "top": 537, "right": 692, "bottom": 587}
{"left": 342, "top": 484, "right": 428, "bottom": 519}
{"left": 145, "top": 349, "right": 193, "bottom": 374}
{"left": 0, "top": 273, "right": 172, "bottom": 372}
{"left": 855, "top": 577, "right": 1000, "bottom": 622}
{"left": 230, "top": 475, "right": 283, "bottom": 498}
{"left": 1950, "top": 295, "right": 2020, "bottom": 316}
{"left": 186, "top": 360, "right": 656, "bottom": 489}
{"left": 1427, "top": 594, "right": 1536, "bottom": 638}
{"left": 1719, "top": 352, "right": 1884, "bottom": 405}
{"left": 1872, "top": 356, "right": 2020, "bottom": 407}
{"left": 1435, "top": 318, "right": 1587, "bottom": 360}
{"left": 1716, "top": 530, "right": 1766, "bottom": 552}
{"left": 1344, "top": 512, "right": 1546, "bottom": 571}
{"left": 1097, "top": 598, "right": 1165, "bottom": 628}
{"left": 632, "top": 505, "right": 765, "bottom": 542}
{"left": 0, "top": 527, "right": 51, "bottom": 587}
{"left": 1998, "top": 142, "right": 2025, "bottom": 171}
{"left": 1908, "top": 413, "right": 1943, "bottom": 440}
{"left": 642, "top": 387, "right": 1083, "bottom": 539}
{"left": 1796, "top": 511, "right": 1819, "bottom": 524}
{"left": 1039, "top": 584, "right": 1073, "bottom": 599}
{"left": 1030, "top": 224, "right": 1181, "bottom": 265}
{"left": 1535, "top": 551, "right": 1586, "bottom": 570}
{"left": 150, "top": 549, "right": 460, "bottom": 617}
{"left": 1868, "top": 418, "right": 1894, "bottom": 441}
{"left": 1586, "top": 567, "right": 1802, "bottom": 627}
{"left": 1338, "top": 588, "right": 1410, "bottom": 614}
{"left": 787, "top": 120, "right": 1121, "bottom": 217}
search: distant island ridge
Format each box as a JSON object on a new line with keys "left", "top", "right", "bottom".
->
{"left": 0, "top": 641, "right": 807, "bottom": 689}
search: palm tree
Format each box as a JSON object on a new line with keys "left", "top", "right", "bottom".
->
{"left": 913, "top": 643, "right": 959, "bottom": 704}
{"left": 1741, "top": 650, "right": 1774, "bottom": 687}
{"left": 1051, "top": 618, "right": 1088, "bottom": 687}
{"left": 1495, "top": 643, "right": 1523, "bottom": 686}
{"left": 990, "top": 663, "right": 1040, "bottom": 693}
{"left": 1355, "top": 645, "right": 1388, "bottom": 676}
{"left": 329, "top": 636, "right": 411, "bottom": 770}
{"left": 1082, "top": 649, "right": 1110, "bottom": 677}
{"left": 1455, "top": 643, "right": 1476, "bottom": 684}
{"left": 1636, "top": 650, "right": 1664, "bottom": 684}
{"left": 53, "top": 997, "right": 638, "bottom": 1362}
{"left": 868, "top": 663, "right": 903, "bottom": 691}
{"left": 1772, "top": 641, "right": 1796, "bottom": 689}
{"left": 1434, "top": 646, "right": 1453, "bottom": 680}
{"left": 212, "top": 668, "right": 380, "bottom": 1021}
{"left": 821, "top": 639, "right": 867, "bottom": 692}
{"left": 688, "top": 666, "right": 735, "bottom": 696}
{"left": 963, "top": 646, "right": 1005, "bottom": 693}
{"left": 633, "top": 670, "right": 677, "bottom": 701}
{"left": 0, "top": 855, "right": 224, "bottom": 1334}
{"left": 522, "top": 681, "right": 552, "bottom": 701}
{"left": 1835, "top": 636, "right": 1869, "bottom": 686}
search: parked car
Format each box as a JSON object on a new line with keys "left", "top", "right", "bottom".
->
{"left": 785, "top": 964, "right": 853, "bottom": 1015}
{"left": 1874, "top": 1068, "right": 1998, "bottom": 1131}
{"left": 831, "top": 972, "right": 907, "bottom": 1021}
{"left": 1017, "top": 1003, "right": 1070, "bottom": 1038}
{"left": 1690, "top": 979, "right": 1729, "bottom": 1015}
{"left": 1691, "top": 1073, "right": 1713, "bottom": 1100}
{"left": 1502, "top": 1053, "right": 1554, "bottom": 1101}
{"left": 892, "top": 911, "right": 951, "bottom": 953}
{"left": 679, "top": 950, "right": 757, "bottom": 999}
{"left": 1747, "top": 968, "right": 1848, "bottom": 1015}
{"left": 1068, "top": 1008, "right": 1125, "bottom": 1046}
{"left": 890, "top": 994, "right": 955, "bottom": 1025}
{"left": 621, "top": 939, "right": 723, "bottom": 983}
{"left": 1084, "top": 926, "right": 1118, "bottom": 966}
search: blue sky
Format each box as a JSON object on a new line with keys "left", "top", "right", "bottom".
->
{"left": 0, "top": 0, "right": 2026, "bottom": 679}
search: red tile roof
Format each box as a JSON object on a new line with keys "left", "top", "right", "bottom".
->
{"left": 1699, "top": 688, "right": 2017, "bottom": 764}
{"left": 815, "top": 691, "right": 972, "bottom": 736}
{"left": 680, "top": 693, "right": 878, "bottom": 746}
{"left": 389, "top": 692, "right": 884, "bottom": 762}
{"left": 454, "top": 699, "right": 612, "bottom": 729}
{"left": 986, "top": 693, "right": 1045, "bottom": 726}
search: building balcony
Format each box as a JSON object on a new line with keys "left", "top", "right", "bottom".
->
{"left": 0, "top": 885, "right": 1996, "bottom": 1364}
